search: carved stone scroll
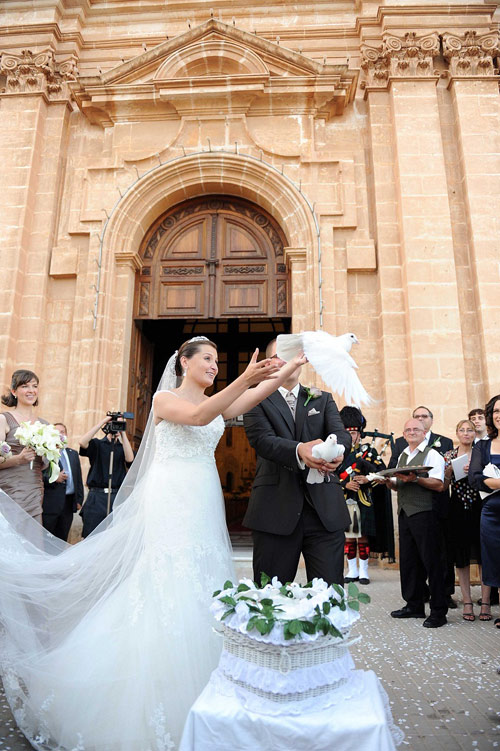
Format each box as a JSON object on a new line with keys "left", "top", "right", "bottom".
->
{"left": 361, "top": 32, "right": 440, "bottom": 89}
{"left": 442, "top": 30, "right": 500, "bottom": 77}
{"left": 0, "top": 49, "right": 78, "bottom": 99}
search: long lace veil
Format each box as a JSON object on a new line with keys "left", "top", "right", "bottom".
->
{"left": 0, "top": 349, "right": 178, "bottom": 545}
{"left": 110, "top": 348, "right": 178, "bottom": 517}
{"left": 0, "top": 349, "right": 183, "bottom": 740}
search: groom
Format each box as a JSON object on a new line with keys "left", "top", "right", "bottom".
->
{"left": 243, "top": 339, "right": 351, "bottom": 585}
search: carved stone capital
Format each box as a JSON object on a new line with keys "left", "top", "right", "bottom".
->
{"left": 115, "top": 251, "right": 142, "bottom": 271}
{"left": 442, "top": 30, "right": 500, "bottom": 78}
{"left": 284, "top": 247, "right": 306, "bottom": 266}
{"left": 361, "top": 32, "right": 440, "bottom": 89}
{"left": 0, "top": 50, "right": 78, "bottom": 100}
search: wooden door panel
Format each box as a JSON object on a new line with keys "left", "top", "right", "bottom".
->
{"left": 158, "top": 281, "right": 205, "bottom": 317}
{"left": 161, "top": 218, "right": 208, "bottom": 260}
{"left": 136, "top": 196, "right": 289, "bottom": 319}
{"left": 220, "top": 216, "right": 267, "bottom": 258}
{"left": 220, "top": 280, "right": 267, "bottom": 316}
{"left": 128, "top": 324, "right": 154, "bottom": 450}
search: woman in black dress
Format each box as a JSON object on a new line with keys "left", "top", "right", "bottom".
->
{"left": 469, "top": 394, "right": 500, "bottom": 625}
{"left": 443, "top": 420, "right": 481, "bottom": 621}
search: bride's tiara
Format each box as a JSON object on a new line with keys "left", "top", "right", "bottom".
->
{"left": 188, "top": 336, "right": 210, "bottom": 343}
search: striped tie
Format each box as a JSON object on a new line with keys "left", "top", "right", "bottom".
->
{"left": 285, "top": 391, "right": 297, "bottom": 419}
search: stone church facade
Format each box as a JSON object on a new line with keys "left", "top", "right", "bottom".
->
{"left": 1, "top": 0, "right": 499, "bottom": 444}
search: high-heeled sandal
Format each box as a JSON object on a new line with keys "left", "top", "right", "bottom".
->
{"left": 479, "top": 603, "right": 492, "bottom": 621}
{"left": 462, "top": 602, "right": 475, "bottom": 622}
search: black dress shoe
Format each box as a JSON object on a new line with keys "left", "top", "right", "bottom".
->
{"left": 423, "top": 614, "right": 447, "bottom": 628}
{"left": 344, "top": 576, "right": 359, "bottom": 583}
{"left": 390, "top": 606, "right": 426, "bottom": 619}
{"left": 359, "top": 578, "right": 370, "bottom": 585}
{"left": 446, "top": 597, "right": 458, "bottom": 609}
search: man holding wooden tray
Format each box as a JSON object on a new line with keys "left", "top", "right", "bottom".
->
{"left": 375, "top": 418, "right": 448, "bottom": 628}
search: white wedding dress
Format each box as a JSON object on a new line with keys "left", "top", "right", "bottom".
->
{"left": 0, "top": 409, "right": 234, "bottom": 750}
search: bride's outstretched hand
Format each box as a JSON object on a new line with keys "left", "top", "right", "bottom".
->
{"left": 243, "top": 349, "right": 281, "bottom": 387}
{"left": 281, "top": 353, "right": 308, "bottom": 376}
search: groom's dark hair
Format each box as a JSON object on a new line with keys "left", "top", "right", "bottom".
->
{"left": 265, "top": 339, "right": 277, "bottom": 358}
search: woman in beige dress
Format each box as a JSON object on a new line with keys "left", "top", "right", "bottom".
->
{"left": 0, "top": 369, "right": 48, "bottom": 523}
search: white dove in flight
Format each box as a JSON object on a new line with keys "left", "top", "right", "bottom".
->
{"left": 307, "top": 434, "right": 345, "bottom": 484}
{"left": 276, "top": 330, "right": 372, "bottom": 408}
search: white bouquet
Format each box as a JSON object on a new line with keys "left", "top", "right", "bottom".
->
{"left": 211, "top": 574, "right": 369, "bottom": 643}
{"left": 14, "top": 421, "right": 66, "bottom": 482}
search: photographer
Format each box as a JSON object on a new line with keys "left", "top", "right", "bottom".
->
{"left": 79, "top": 415, "right": 134, "bottom": 537}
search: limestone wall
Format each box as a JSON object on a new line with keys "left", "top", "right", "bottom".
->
{"left": 0, "top": 0, "right": 499, "bottom": 443}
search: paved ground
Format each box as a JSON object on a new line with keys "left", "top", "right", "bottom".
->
{"left": 1, "top": 559, "right": 499, "bottom": 750}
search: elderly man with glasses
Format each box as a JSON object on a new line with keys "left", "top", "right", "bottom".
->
{"left": 380, "top": 418, "right": 448, "bottom": 628}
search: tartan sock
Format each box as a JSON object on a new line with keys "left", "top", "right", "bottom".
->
{"left": 358, "top": 541, "right": 370, "bottom": 560}
{"left": 345, "top": 538, "right": 357, "bottom": 560}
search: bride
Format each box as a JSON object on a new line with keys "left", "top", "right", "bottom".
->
{"left": 0, "top": 336, "right": 305, "bottom": 751}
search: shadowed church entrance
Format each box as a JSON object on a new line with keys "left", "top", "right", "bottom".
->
{"left": 128, "top": 196, "right": 291, "bottom": 543}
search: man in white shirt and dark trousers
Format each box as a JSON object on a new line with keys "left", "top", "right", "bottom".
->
{"left": 42, "top": 423, "right": 84, "bottom": 541}
{"left": 383, "top": 418, "right": 448, "bottom": 628}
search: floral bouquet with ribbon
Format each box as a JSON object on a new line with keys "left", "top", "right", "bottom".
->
{"left": 0, "top": 441, "right": 12, "bottom": 464}
{"left": 14, "top": 421, "right": 66, "bottom": 482}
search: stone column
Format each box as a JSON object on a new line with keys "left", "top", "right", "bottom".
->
{"left": 361, "top": 81, "right": 411, "bottom": 429}
{"left": 362, "top": 32, "right": 468, "bottom": 425}
{"left": 443, "top": 30, "right": 500, "bottom": 395}
{"left": 0, "top": 50, "right": 77, "bottom": 385}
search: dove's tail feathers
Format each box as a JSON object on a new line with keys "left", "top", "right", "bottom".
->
{"left": 343, "top": 371, "right": 374, "bottom": 409}
{"left": 300, "top": 330, "right": 373, "bottom": 408}
{"left": 276, "top": 333, "right": 304, "bottom": 362}
{"left": 306, "top": 468, "right": 326, "bottom": 484}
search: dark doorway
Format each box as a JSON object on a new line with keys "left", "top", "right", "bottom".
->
{"left": 130, "top": 317, "right": 291, "bottom": 545}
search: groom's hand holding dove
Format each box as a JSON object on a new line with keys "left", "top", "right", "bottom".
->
{"left": 306, "top": 434, "right": 345, "bottom": 484}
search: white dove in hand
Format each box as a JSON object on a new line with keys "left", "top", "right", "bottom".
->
{"left": 307, "top": 434, "right": 345, "bottom": 485}
{"left": 276, "top": 330, "right": 372, "bottom": 408}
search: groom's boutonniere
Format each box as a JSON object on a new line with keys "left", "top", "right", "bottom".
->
{"left": 429, "top": 436, "right": 441, "bottom": 449}
{"left": 304, "top": 386, "right": 322, "bottom": 407}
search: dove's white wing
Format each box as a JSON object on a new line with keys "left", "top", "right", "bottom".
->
{"left": 276, "top": 333, "right": 304, "bottom": 361}
{"left": 301, "top": 331, "right": 373, "bottom": 408}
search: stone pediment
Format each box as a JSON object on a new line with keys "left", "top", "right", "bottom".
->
{"left": 71, "top": 19, "right": 357, "bottom": 126}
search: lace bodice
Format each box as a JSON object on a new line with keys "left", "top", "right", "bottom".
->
{"left": 154, "top": 414, "right": 225, "bottom": 462}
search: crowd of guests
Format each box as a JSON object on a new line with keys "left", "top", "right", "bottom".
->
{"left": 342, "top": 401, "right": 500, "bottom": 629}
{"left": 1, "top": 368, "right": 500, "bottom": 632}
{"left": 0, "top": 369, "right": 132, "bottom": 542}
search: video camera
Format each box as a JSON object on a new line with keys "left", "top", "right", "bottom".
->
{"left": 103, "top": 411, "right": 134, "bottom": 436}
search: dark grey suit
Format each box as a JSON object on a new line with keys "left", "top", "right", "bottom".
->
{"left": 243, "top": 386, "right": 351, "bottom": 584}
{"left": 42, "top": 447, "right": 84, "bottom": 541}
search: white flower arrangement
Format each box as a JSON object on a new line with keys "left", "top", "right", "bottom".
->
{"left": 0, "top": 441, "right": 12, "bottom": 464}
{"left": 14, "top": 421, "right": 66, "bottom": 482}
{"left": 211, "top": 574, "right": 370, "bottom": 644}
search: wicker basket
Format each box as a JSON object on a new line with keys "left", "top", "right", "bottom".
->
{"left": 219, "top": 626, "right": 355, "bottom": 703}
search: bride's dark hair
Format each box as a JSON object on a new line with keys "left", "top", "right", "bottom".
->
{"left": 1, "top": 369, "right": 39, "bottom": 407}
{"left": 174, "top": 338, "right": 217, "bottom": 377}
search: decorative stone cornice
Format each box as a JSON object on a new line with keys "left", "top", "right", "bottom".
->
{"left": 442, "top": 30, "right": 500, "bottom": 78}
{"left": 0, "top": 49, "right": 78, "bottom": 100}
{"left": 361, "top": 32, "right": 440, "bottom": 90}
{"left": 71, "top": 20, "right": 357, "bottom": 126}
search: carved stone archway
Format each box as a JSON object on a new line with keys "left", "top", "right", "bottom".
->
{"left": 98, "top": 152, "right": 318, "bottom": 409}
